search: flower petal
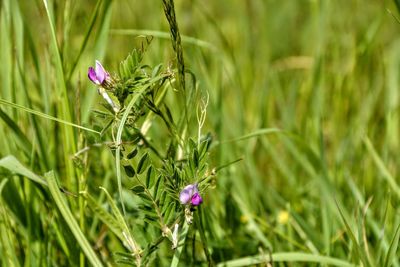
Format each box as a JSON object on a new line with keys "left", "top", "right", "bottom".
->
{"left": 95, "top": 60, "right": 107, "bottom": 84}
{"left": 191, "top": 193, "right": 203, "bottom": 206}
{"left": 88, "top": 67, "right": 98, "bottom": 84}
{"left": 179, "top": 183, "right": 200, "bottom": 204}
{"left": 186, "top": 184, "right": 198, "bottom": 194}
{"left": 179, "top": 189, "right": 191, "bottom": 204}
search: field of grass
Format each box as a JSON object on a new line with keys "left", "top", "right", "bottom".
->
{"left": 1, "top": 0, "right": 400, "bottom": 266}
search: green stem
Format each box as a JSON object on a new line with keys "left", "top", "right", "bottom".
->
{"left": 170, "top": 222, "right": 190, "bottom": 267}
{"left": 195, "top": 209, "right": 214, "bottom": 266}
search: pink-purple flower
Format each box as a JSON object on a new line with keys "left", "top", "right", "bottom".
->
{"left": 88, "top": 60, "right": 109, "bottom": 85}
{"left": 179, "top": 183, "right": 203, "bottom": 206}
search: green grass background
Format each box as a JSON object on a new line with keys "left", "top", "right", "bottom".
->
{"left": 0, "top": 0, "right": 400, "bottom": 266}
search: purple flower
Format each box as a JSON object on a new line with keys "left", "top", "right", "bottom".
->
{"left": 88, "top": 60, "right": 109, "bottom": 85}
{"left": 191, "top": 193, "right": 203, "bottom": 206}
{"left": 179, "top": 183, "right": 203, "bottom": 206}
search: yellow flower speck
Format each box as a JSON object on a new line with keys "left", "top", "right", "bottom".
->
{"left": 277, "top": 210, "right": 289, "bottom": 225}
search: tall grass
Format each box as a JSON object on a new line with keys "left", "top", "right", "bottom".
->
{"left": 0, "top": 0, "right": 400, "bottom": 266}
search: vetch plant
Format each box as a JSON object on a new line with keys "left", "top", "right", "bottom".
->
{"left": 82, "top": 32, "right": 218, "bottom": 265}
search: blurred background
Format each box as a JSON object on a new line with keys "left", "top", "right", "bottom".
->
{"left": 1, "top": 0, "right": 400, "bottom": 265}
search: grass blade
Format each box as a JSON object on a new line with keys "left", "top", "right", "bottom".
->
{"left": 335, "top": 200, "right": 370, "bottom": 267}
{"left": 98, "top": 186, "right": 141, "bottom": 265}
{"left": 383, "top": 223, "right": 400, "bottom": 267}
{"left": 0, "top": 98, "right": 100, "bottom": 134}
{"left": 115, "top": 75, "right": 168, "bottom": 214}
{"left": 110, "top": 29, "right": 216, "bottom": 51}
{"left": 0, "top": 183, "right": 21, "bottom": 267}
{"left": 81, "top": 191, "right": 125, "bottom": 241}
{"left": 216, "top": 252, "right": 356, "bottom": 267}
{"left": 0, "top": 108, "right": 32, "bottom": 156}
{"left": 67, "top": 0, "right": 103, "bottom": 81}
{"left": 45, "top": 171, "right": 103, "bottom": 267}
{"left": 363, "top": 136, "right": 400, "bottom": 198}
{"left": 0, "top": 155, "right": 47, "bottom": 186}
{"left": 217, "top": 128, "right": 282, "bottom": 145}
{"left": 170, "top": 222, "right": 189, "bottom": 267}
{"left": 115, "top": 85, "right": 147, "bottom": 215}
